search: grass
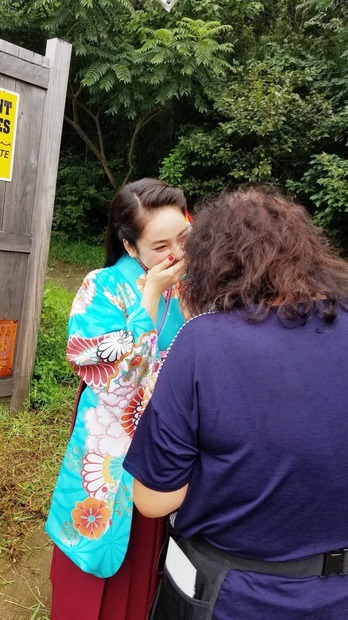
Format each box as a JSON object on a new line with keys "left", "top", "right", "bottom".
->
{"left": 49, "top": 233, "right": 104, "bottom": 270}
{"left": 0, "top": 401, "right": 72, "bottom": 560}
{"left": 30, "top": 283, "right": 78, "bottom": 409}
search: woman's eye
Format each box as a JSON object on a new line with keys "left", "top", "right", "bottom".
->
{"left": 154, "top": 245, "right": 167, "bottom": 251}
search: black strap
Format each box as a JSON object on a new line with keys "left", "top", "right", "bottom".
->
{"left": 190, "top": 537, "right": 348, "bottom": 578}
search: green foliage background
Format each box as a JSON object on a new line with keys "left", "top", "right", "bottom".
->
{"left": 1, "top": 0, "right": 347, "bottom": 246}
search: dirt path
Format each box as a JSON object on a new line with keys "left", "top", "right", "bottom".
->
{"left": 0, "top": 260, "right": 88, "bottom": 619}
{"left": 46, "top": 258, "right": 87, "bottom": 292}
{"left": 0, "top": 527, "right": 52, "bottom": 620}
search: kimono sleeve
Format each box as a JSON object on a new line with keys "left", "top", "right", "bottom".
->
{"left": 66, "top": 268, "right": 158, "bottom": 392}
{"left": 124, "top": 321, "right": 199, "bottom": 491}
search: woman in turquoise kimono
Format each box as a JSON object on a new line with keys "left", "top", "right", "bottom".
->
{"left": 46, "top": 178, "right": 189, "bottom": 620}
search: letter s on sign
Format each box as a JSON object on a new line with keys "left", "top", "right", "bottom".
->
{"left": 3, "top": 119, "right": 10, "bottom": 134}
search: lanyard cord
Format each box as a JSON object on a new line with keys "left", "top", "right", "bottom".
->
{"left": 157, "top": 289, "right": 172, "bottom": 336}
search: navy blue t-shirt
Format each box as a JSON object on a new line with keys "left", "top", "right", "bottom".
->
{"left": 124, "top": 308, "right": 348, "bottom": 619}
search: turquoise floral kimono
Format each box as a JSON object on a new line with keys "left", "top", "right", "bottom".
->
{"left": 45, "top": 254, "right": 184, "bottom": 578}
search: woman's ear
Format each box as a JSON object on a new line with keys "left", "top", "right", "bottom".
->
{"left": 123, "top": 239, "right": 137, "bottom": 258}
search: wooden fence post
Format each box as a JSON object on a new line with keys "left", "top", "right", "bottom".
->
{"left": 9, "top": 39, "right": 71, "bottom": 411}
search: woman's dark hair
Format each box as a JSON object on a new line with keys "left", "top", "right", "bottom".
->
{"left": 181, "top": 187, "right": 348, "bottom": 323}
{"left": 105, "top": 178, "right": 186, "bottom": 267}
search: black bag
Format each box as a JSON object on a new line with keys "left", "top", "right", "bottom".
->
{"left": 148, "top": 537, "right": 227, "bottom": 620}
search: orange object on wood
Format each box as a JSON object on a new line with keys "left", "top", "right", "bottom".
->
{"left": 0, "top": 320, "right": 18, "bottom": 377}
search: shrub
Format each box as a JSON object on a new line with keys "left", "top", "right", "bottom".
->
{"left": 53, "top": 152, "right": 115, "bottom": 240}
{"left": 287, "top": 153, "right": 348, "bottom": 248}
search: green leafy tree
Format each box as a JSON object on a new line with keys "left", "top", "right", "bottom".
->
{"left": 287, "top": 153, "right": 348, "bottom": 246}
{"left": 1, "top": 0, "right": 234, "bottom": 186}
{"left": 161, "top": 0, "right": 348, "bottom": 245}
{"left": 1, "top": 0, "right": 347, "bottom": 243}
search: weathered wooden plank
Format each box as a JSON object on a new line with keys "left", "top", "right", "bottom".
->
{"left": 11, "top": 39, "right": 72, "bottom": 412}
{"left": 2, "top": 80, "right": 45, "bottom": 234}
{"left": 0, "top": 232, "right": 32, "bottom": 252}
{"left": 0, "top": 39, "right": 50, "bottom": 68}
{"left": 0, "top": 52, "right": 50, "bottom": 89}
{"left": 0, "top": 378, "right": 15, "bottom": 398}
{"left": 0, "top": 252, "right": 28, "bottom": 318}
{"left": 0, "top": 178, "right": 6, "bottom": 230}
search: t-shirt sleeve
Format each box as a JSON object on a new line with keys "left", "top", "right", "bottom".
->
{"left": 123, "top": 321, "right": 199, "bottom": 491}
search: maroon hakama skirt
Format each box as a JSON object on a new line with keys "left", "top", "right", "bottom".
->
{"left": 50, "top": 508, "right": 166, "bottom": 620}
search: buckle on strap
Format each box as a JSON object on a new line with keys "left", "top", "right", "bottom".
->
{"left": 322, "top": 549, "right": 348, "bottom": 576}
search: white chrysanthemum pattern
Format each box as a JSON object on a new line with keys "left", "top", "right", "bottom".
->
{"left": 70, "top": 270, "right": 99, "bottom": 316}
{"left": 97, "top": 330, "right": 134, "bottom": 363}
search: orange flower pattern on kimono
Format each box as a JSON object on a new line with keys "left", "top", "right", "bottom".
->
{"left": 121, "top": 386, "right": 146, "bottom": 438}
{"left": 72, "top": 497, "right": 111, "bottom": 540}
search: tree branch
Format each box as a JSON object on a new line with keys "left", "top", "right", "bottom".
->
{"left": 65, "top": 87, "right": 115, "bottom": 187}
{"left": 123, "top": 108, "right": 162, "bottom": 184}
{"left": 64, "top": 114, "right": 117, "bottom": 189}
{"left": 95, "top": 112, "right": 106, "bottom": 159}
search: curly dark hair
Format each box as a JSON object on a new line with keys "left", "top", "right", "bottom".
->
{"left": 181, "top": 187, "right": 348, "bottom": 323}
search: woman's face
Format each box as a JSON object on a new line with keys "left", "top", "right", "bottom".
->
{"left": 125, "top": 206, "right": 188, "bottom": 270}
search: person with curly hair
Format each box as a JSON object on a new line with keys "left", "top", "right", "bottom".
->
{"left": 124, "top": 187, "right": 348, "bottom": 619}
